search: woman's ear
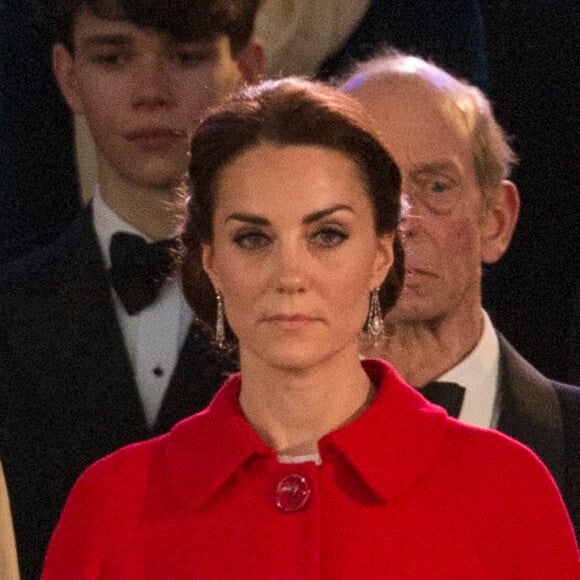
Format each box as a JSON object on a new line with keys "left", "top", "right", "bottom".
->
{"left": 201, "top": 243, "right": 220, "bottom": 290}
{"left": 52, "top": 43, "right": 85, "bottom": 115}
{"left": 370, "top": 233, "right": 395, "bottom": 290}
{"left": 480, "top": 181, "right": 520, "bottom": 264}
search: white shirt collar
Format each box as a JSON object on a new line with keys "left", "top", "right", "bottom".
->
{"left": 91, "top": 188, "right": 192, "bottom": 427}
{"left": 437, "top": 310, "right": 500, "bottom": 428}
{"left": 92, "top": 188, "right": 152, "bottom": 269}
{"left": 438, "top": 310, "right": 498, "bottom": 385}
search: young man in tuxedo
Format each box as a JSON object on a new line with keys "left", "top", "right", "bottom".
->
{"left": 343, "top": 52, "right": 579, "bottom": 539}
{"left": 0, "top": 1, "right": 263, "bottom": 577}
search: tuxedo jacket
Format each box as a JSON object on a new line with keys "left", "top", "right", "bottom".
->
{"left": 496, "top": 333, "right": 580, "bottom": 540}
{"left": 0, "top": 208, "right": 237, "bottom": 579}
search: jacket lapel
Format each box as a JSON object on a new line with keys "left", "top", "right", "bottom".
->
{"left": 153, "top": 324, "right": 238, "bottom": 436}
{"left": 29, "top": 207, "right": 236, "bottom": 440}
{"left": 43, "top": 208, "right": 149, "bottom": 446}
{"left": 496, "top": 333, "right": 565, "bottom": 488}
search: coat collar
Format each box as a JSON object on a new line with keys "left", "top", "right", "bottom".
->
{"left": 165, "top": 359, "right": 449, "bottom": 508}
{"left": 321, "top": 359, "right": 449, "bottom": 500}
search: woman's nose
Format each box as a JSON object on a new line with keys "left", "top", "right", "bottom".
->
{"left": 274, "top": 245, "right": 307, "bottom": 294}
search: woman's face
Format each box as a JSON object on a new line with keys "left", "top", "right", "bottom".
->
{"left": 202, "top": 144, "right": 393, "bottom": 372}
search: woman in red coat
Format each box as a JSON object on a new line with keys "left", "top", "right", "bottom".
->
{"left": 42, "top": 78, "right": 579, "bottom": 579}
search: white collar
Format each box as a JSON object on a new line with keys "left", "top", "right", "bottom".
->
{"left": 437, "top": 310, "right": 500, "bottom": 428}
{"left": 437, "top": 310, "right": 498, "bottom": 387}
{"left": 92, "top": 188, "right": 153, "bottom": 269}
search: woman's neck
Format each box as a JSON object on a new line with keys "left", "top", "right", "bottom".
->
{"left": 238, "top": 352, "right": 375, "bottom": 455}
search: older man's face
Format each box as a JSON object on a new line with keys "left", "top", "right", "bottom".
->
{"left": 353, "top": 77, "right": 489, "bottom": 327}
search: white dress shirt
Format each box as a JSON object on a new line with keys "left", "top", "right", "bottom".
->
{"left": 437, "top": 310, "right": 500, "bottom": 428}
{"left": 93, "top": 191, "right": 192, "bottom": 427}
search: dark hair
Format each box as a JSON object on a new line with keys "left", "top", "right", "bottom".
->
{"left": 46, "top": 0, "right": 259, "bottom": 55}
{"left": 181, "top": 77, "right": 404, "bottom": 345}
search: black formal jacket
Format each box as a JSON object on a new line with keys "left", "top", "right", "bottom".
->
{"left": 0, "top": 208, "right": 237, "bottom": 579}
{"left": 496, "top": 334, "right": 580, "bottom": 540}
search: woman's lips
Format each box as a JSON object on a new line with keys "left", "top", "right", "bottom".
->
{"left": 264, "top": 314, "right": 322, "bottom": 329}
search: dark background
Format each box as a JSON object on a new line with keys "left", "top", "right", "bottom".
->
{"left": 0, "top": 0, "right": 80, "bottom": 262}
{"left": 480, "top": 1, "right": 579, "bottom": 386}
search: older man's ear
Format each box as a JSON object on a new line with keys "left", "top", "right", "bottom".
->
{"left": 235, "top": 39, "right": 265, "bottom": 85}
{"left": 480, "top": 180, "right": 520, "bottom": 265}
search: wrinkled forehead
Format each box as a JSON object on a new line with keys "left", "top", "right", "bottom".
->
{"left": 349, "top": 74, "right": 473, "bottom": 144}
{"left": 346, "top": 75, "right": 479, "bottom": 185}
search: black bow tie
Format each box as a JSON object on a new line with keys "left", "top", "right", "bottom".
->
{"left": 108, "top": 232, "right": 177, "bottom": 315}
{"left": 419, "top": 381, "right": 466, "bottom": 418}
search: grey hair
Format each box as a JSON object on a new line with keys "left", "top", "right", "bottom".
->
{"left": 341, "top": 50, "right": 517, "bottom": 208}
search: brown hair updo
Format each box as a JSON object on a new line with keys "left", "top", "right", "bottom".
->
{"left": 181, "top": 77, "right": 404, "bottom": 345}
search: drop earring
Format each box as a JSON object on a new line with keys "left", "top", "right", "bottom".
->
{"left": 366, "top": 287, "right": 384, "bottom": 347}
{"left": 215, "top": 290, "right": 225, "bottom": 348}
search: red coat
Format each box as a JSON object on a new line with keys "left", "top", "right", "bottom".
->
{"left": 43, "top": 359, "right": 579, "bottom": 579}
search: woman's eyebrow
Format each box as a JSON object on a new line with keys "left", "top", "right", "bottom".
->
{"left": 224, "top": 205, "right": 355, "bottom": 226}
{"left": 224, "top": 213, "right": 269, "bottom": 226}
{"left": 303, "top": 204, "right": 354, "bottom": 225}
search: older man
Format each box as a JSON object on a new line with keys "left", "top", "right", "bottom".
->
{"left": 343, "top": 52, "right": 579, "bottom": 538}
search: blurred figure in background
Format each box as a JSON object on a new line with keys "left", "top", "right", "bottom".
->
{"left": 255, "top": 0, "right": 487, "bottom": 87}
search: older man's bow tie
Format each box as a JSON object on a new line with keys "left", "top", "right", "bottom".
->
{"left": 419, "top": 381, "right": 466, "bottom": 418}
{"left": 108, "top": 232, "right": 177, "bottom": 315}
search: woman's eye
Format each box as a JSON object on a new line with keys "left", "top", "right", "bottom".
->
{"left": 232, "top": 232, "right": 271, "bottom": 250}
{"left": 312, "top": 228, "right": 348, "bottom": 247}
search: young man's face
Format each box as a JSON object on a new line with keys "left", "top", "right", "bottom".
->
{"left": 53, "top": 8, "right": 259, "bottom": 194}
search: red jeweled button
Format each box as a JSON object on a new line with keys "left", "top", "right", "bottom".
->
{"left": 274, "top": 473, "right": 311, "bottom": 512}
